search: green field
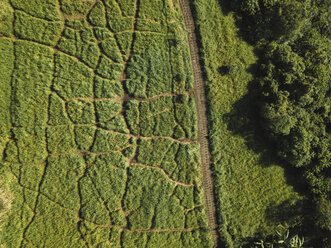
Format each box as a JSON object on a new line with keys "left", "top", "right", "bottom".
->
{"left": 0, "top": 0, "right": 214, "bottom": 247}
{"left": 1, "top": 0, "right": 329, "bottom": 247}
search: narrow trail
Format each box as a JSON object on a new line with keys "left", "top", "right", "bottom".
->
{"left": 178, "top": 1, "right": 220, "bottom": 247}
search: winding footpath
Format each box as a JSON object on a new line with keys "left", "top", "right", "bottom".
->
{"left": 178, "top": 0, "right": 220, "bottom": 247}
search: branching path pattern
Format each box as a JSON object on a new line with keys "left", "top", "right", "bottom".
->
{"left": 0, "top": 0, "right": 215, "bottom": 247}
{"left": 178, "top": 0, "right": 220, "bottom": 247}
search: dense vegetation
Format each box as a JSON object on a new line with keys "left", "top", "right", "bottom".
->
{"left": 228, "top": 0, "right": 330, "bottom": 246}
{"left": 230, "top": 0, "right": 330, "bottom": 196}
{"left": 193, "top": 0, "right": 330, "bottom": 247}
{"left": 192, "top": 0, "right": 301, "bottom": 247}
{"left": 0, "top": 0, "right": 214, "bottom": 247}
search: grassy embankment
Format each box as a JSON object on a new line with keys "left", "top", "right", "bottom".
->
{"left": 192, "top": 0, "right": 302, "bottom": 246}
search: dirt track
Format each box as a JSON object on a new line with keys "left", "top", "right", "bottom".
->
{"left": 178, "top": 0, "right": 220, "bottom": 247}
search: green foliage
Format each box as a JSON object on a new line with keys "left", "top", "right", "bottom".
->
{"left": 168, "top": 23, "right": 195, "bottom": 93}
{"left": 123, "top": 146, "right": 136, "bottom": 159}
{"left": 315, "top": 197, "right": 331, "bottom": 232}
{"left": 252, "top": 226, "right": 306, "bottom": 248}
{"left": 186, "top": 207, "right": 209, "bottom": 228}
{"left": 60, "top": 0, "right": 95, "bottom": 15}
{"left": 81, "top": 155, "right": 127, "bottom": 213}
{"left": 126, "top": 35, "right": 172, "bottom": 98}
{"left": 193, "top": 0, "right": 303, "bottom": 246}
{"left": 11, "top": 0, "right": 60, "bottom": 21}
{"left": 80, "top": 154, "right": 129, "bottom": 226}
{"left": 95, "top": 100, "right": 122, "bottom": 122}
{"left": 0, "top": 0, "right": 13, "bottom": 36}
{"left": 137, "top": 139, "right": 202, "bottom": 185}
{"left": 247, "top": 10, "right": 331, "bottom": 242}
{"left": 94, "top": 76, "right": 123, "bottom": 98}
{"left": 174, "top": 94, "right": 198, "bottom": 139}
{"left": 93, "top": 27, "right": 112, "bottom": 41}
{"left": 80, "top": 223, "right": 119, "bottom": 247}
{"left": 228, "top": 0, "right": 312, "bottom": 42}
{"left": 0, "top": 38, "right": 13, "bottom": 158}
{"left": 172, "top": 143, "right": 202, "bottom": 185}
{"left": 87, "top": 1, "right": 106, "bottom": 27}
{"left": 47, "top": 126, "right": 77, "bottom": 153}
{"left": 54, "top": 52, "right": 94, "bottom": 100}
{"left": 110, "top": 210, "right": 127, "bottom": 226}
{"left": 0, "top": 0, "right": 214, "bottom": 246}
{"left": 80, "top": 175, "right": 111, "bottom": 225}
{"left": 64, "top": 19, "right": 86, "bottom": 29}
{"left": 13, "top": 127, "right": 47, "bottom": 163}
{"left": 48, "top": 94, "right": 71, "bottom": 125}
{"left": 124, "top": 166, "right": 184, "bottom": 229}
{"left": 126, "top": 95, "right": 197, "bottom": 138}
{"left": 220, "top": 5, "right": 331, "bottom": 241}
{"left": 57, "top": 27, "right": 100, "bottom": 68}
{"left": 91, "top": 130, "right": 130, "bottom": 153}
{"left": 25, "top": 217, "right": 85, "bottom": 247}
{"left": 195, "top": 0, "right": 330, "bottom": 246}
{"left": 108, "top": 18, "right": 134, "bottom": 33}
{"left": 96, "top": 55, "right": 124, "bottom": 80}
{"left": 104, "top": 0, "right": 134, "bottom": 32}
{"left": 116, "top": 0, "right": 135, "bottom": 17}
{"left": 115, "top": 32, "right": 133, "bottom": 58}
{"left": 254, "top": 38, "right": 330, "bottom": 197}
{"left": 121, "top": 230, "right": 214, "bottom": 248}
{"left": 174, "top": 186, "right": 195, "bottom": 209}
{"left": 100, "top": 38, "right": 123, "bottom": 63}
{"left": 11, "top": 40, "right": 53, "bottom": 126}
{"left": 96, "top": 152, "right": 129, "bottom": 170}
{"left": 136, "top": 18, "right": 162, "bottom": 33}
{"left": 74, "top": 126, "right": 96, "bottom": 151}
{"left": 137, "top": 0, "right": 167, "bottom": 27}
{"left": 126, "top": 97, "right": 175, "bottom": 136}
{"left": 3, "top": 140, "right": 19, "bottom": 163}
{"left": 14, "top": 11, "right": 63, "bottom": 46}
{"left": 41, "top": 155, "right": 85, "bottom": 209}
{"left": 16, "top": 164, "right": 44, "bottom": 191}
{"left": 137, "top": 138, "right": 174, "bottom": 165}
{"left": 66, "top": 99, "right": 95, "bottom": 124}
{"left": 99, "top": 115, "right": 129, "bottom": 134}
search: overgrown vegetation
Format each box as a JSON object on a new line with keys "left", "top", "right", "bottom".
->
{"left": 0, "top": 0, "right": 214, "bottom": 247}
{"left": 193, "top": 0, "right": 330, "bottom": 247}
{"left": 229, "top": 0, "right": 330, "bottom": 195}
{"left": 253, "top": 226, "right": 306, "bottom": 248}
{"left": 228, "top": 0, "right": 330, "bottom": 246}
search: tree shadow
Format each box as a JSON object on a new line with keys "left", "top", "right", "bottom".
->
{"left": 216, "top": 0, "right": 258, "bottom": 45}
{"left": 265, "top": 199, "right": 308, "bottom": 228}
{"left": 223, "top": 69, "right": 311, "bottom": 194}
{"left": 190, "top": 0, "right": 326, "bottom": 245}
{"left": 200, "top": 0, "right": 329, "bottom": 246}
{"left": 214, "top": 2, "right": 325, "bottom": 246}
{"left": 222, "top": 79, "right": 279, "bottom": 167}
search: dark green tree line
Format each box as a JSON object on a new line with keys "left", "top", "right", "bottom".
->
{"left": 223, "top": 0, "right": 330, "bottom": 246}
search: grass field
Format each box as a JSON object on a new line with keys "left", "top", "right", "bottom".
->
{"left": 191, "top": 0, "right": 303, "bottom": 246}
{"left": 0, "top": 0, "right": 214, "bottom": 247}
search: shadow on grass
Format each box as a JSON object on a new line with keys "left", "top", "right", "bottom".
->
{"left": 214, "top": 2, "right": 324, "bottom": 247}
{"left": 190, "top": 0, "right": 324, "bottom": 246}
{"left": 223, "top": 76, "right": 311, "bottom": 195}
{"left": 223, "top": 90, "right": 318, "bottom": 244}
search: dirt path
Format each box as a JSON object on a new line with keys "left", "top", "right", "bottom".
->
{"left": 178, "top": 0, "right": 220, "bottom": 247}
